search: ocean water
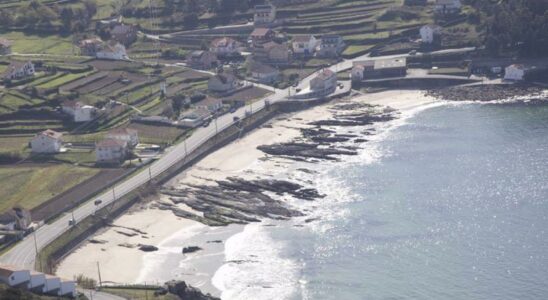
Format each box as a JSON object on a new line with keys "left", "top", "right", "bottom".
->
{"left": 213, "top": 101, "right": 548, "bottom": 300}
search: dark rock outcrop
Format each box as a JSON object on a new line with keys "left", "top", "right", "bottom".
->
{"left": 165, "top": 280, "right": 220, "bottom": 300}
{"left": 182, "top": 246, "right": 203, "bottom": 254}
{"left": 138, "top": 245, "right": 158, "bottom": 252}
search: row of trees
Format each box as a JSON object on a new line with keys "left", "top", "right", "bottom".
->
{"left": 0, "top": 0, "right": 97, "bottom": 33}
{"left": 468, "top": 0, "right": 548, "bottom": 57}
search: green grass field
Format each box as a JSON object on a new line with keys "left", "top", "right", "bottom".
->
{"left": 0, "top": 164, "right": 100, "bottom": 212}
{"left": 0, "top": 31, "right": 74, "bottom": 54}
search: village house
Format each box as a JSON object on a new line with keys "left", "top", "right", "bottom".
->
{"left": 106, "top": 127, "right": 139, "bottom": 148}
{"left": 248, "top": 60, "right": 280, "bottom": 84}
{"left": 3, "top": 61, "right": 35, "bottom": 81}
{"left": 254, "top": 4, "right": 277, "bottom": 25}
{"left": 317, "top": 35, "right": 345, "bottom": 58}
{"left": 78, "top": 37, "right": 103, "bottom": 56}
{"left": 186, "top": 50, "right": 218, "bottom": 69}
{"left": 249, "top": 28, "right": 276, "bottom": 45}
{"left": 208, "top": 72, "right": 238, "bottom": 93}
{"left": 96, "top": 41, "right": 128, "bottom": 60}
{"left": 0, "top": 38, "right": 12, "bottom": 55}
{"left": 95, "top": 139, "right": 128, "bottom": 164}
{"left": 504, "top": 64, "right": 528, "bottom": 81}
{"left": 74, "top": 105, "right": 98, "bottom": 122}
{"left": 0, "top": 265, "right": 30, "bottom": 287}
{"left": 310, "top": 69, "right": 337, "bottom": 96}
{"left": 179, "top": 108, "right": 211, "bottom": 128}
{"left": 111, "top": 24, "right": 138, "bottom": 46}
{"left": 420, "top": 24, "right": 442, "bottom": 44}
{"left": 352, "top": 58, "right": 407, "bottom": 81}
{"left": 42, "top": 275, "right": 61, "bottom": 295}
{"left": 210, "top": 37, "right": 240, "bottom": 57}
{"left": 58, "top": 279, "right": 77, "bottom": 297}
{"left": 28, "top": 271, "right": 46, "bottom": 291}
{"left": 0, "top": 207, "right": 32, "bottom": 232}
{"left": 61, "top": 101, "right": 98, "bottom": 122}
{"left": 292, "top": 35, "right": 318, "bottom": 56}
{"left": 254, "top": 41, "right": 291, "bottom": 64}
{"left": 196, "top": 97, "right": 224, "bottom": 113}
{"left": 434, "top": 0, "right": 462, "bottom": 15}
{"left": 30, "top": 129, "right": 63, "bottom": 153}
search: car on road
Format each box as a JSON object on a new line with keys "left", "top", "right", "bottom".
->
{"left": 409, "top": 50, "right": 417, "bottom": 55}
{"left": 94, "top": 199, "right": 102, "bottom": 206}
{"left": 68, "top": 218, "right": 75, "bottom": 226}
{"left": 229, "top": 107, "right": 237, "bottom": 113}
{"left": 202, "top": 120, "right": 211, "bottom": 127}
{"left": 233, "top": 116, "right": 240, "bottom": 122}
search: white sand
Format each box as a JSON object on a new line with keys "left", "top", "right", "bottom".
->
{"left": 56, "top": 90, "right": 436, "bottom": 291}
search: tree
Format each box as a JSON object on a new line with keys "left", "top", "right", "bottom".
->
{"left": 60, "top": 7, "right": 74, "bottom": 32}
{"left": 183, "top": 13, "right": 199, "bottom": 29}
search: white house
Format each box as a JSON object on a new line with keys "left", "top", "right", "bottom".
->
{"left": 96, "top": 41, "right": 128, "bottom": 60}
{"left": 61, "top": 100, "right": 81, "bottom": 116}
{"left": 42, "top": 275, "right": 61, "bottom": 294}
{"left": 28, "top": 271, "right": 46, "bottom": 290}
{"left": 75, "top": 105, "right": 97, "bottom": 122}
{"left": 504, "top": 64, "right": 527, "bottom": 81}
{"left": 310, "top": 69, "right": 337, "bottom": 95}
{"left": 30, "top": 129, "right": 63, "bottom": 153}
{"left": 0, "top": 265, "right": 31, "bottom": 287}
{"left": 208, "top": 73, "right": 238, "bottom": 93}
{"left": 3, "top": 61, "right": 35, "bottom": 80}
{"left": 179, "top": 109, "right": 211, "bottom": 128}
{"left": 420, "top": 24, "right": 442, "bottom": 44}
{"left": 292, "top": 35, "right": 317, "bottom": 56}
{"left": 106, "top": 128, "right": 139, "bottom": 148}
{"left": 435, "top": 0, "right": 461, "bottom": 14}
{"left": 196, "top": 97, "right": 224, "bottom": 113}
{"left": 210, "top": 37, "right": 240, "bottom": 57}
{"left": 254, "top": 4, "right": 276, "bottom": 25}
{"left": 96, "top": 139, "right": 128, "bottom": 164}
{"left": 0, "top": 38, "right": 12, "bottom": 55}
{"left": 317, "top": 35, "right": 345, "bottom": 58}
{"left": 248, "top": 60, "right": 280, "bottom": 84}
{"left": 58, "top": 279, "right": 77, "bottom": 297}
{"left": 61, "top": 100, "right": 97, "bottom": 122}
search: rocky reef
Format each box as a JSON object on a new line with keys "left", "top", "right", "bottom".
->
{"left": 426, "top": 84, "right": 546, "bottom": 102}
{"left": 157, "top": 101, "right": 398, "bottom": 226}
{"left": 165, "top": 280, "right": 220, "bottom": 300}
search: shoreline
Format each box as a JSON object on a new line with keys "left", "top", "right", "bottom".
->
{"left": 56, "top": 89, "right": 439, "bottom": 297}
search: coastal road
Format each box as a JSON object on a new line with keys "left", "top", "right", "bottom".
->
{"left": 0, "top": 75, "right": 288, "bottom": 271}
{"left": 0, "top": 45, "right": 475, "bottom": 271}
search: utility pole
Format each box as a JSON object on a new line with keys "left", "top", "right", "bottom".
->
{"left": 96, "top": 262, "right": 103, "bottom": 288}
{"left": 33, "top": 231, "right": 42, "bottom": 272}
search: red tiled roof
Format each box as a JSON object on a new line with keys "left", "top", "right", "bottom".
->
{"left": 97, "top": 139, "right": 127, "bottom": 148}
{"left": 211, "top": 37, "right": 237, "bottom": 48}
{"left": 251, "top": 28, "right": 273, "bottom": 37}
{"left": 40, "top": 129, "right": 63, "bottom": 140}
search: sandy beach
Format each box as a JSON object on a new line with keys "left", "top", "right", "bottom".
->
{"left": 56, "top": 90, "right": 437, "bottom": 296}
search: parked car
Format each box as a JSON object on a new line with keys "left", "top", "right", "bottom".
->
{"left": 230, "top": 107, "right": 237, "bottom": 113}
{"left": 233, "top": 116, "right": 240, "bottom": 122}
{"left": 94, "top": 199, "right": 103, "bottom": 206}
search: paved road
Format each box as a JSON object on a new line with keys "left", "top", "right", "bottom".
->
{"left": 0, "top": 44, "right": 476, "bottom": 277}
{"left": 0, "top": 78, "right": 288, "bottom": 272}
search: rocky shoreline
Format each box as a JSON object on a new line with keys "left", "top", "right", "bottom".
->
{"left": 426, "top": 84, "right": 546, "bottom": 102}
{"left": 157, "top": 102, "right": 398, "bottom": 226}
